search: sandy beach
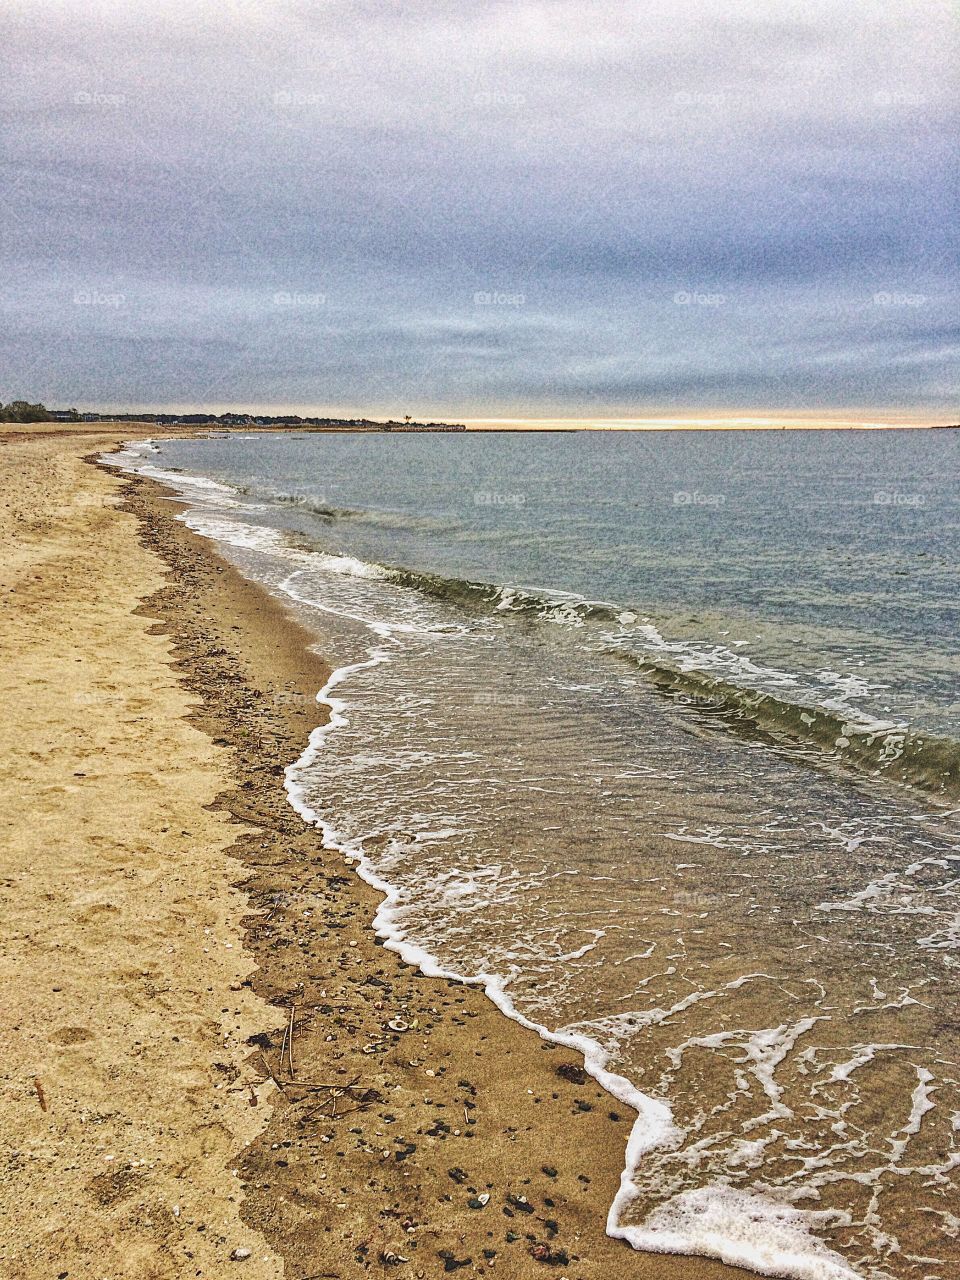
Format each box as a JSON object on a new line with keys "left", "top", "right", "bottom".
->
{"left": 0, "top": 426, "right": 283, "bottom": 1277}
{"left": 0, "top": 425, "right": 751, "bottom": 1279}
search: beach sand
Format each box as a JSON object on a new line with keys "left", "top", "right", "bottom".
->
{"left": 0, "top": 428, "right": 283, "bottom": 1278}
{"left": 0, "top": 425, "right": 751, "bottom": 1279}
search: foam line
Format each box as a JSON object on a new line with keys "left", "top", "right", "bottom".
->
{"left": 281, "top": 635, "right": 864, "bottom": 1280}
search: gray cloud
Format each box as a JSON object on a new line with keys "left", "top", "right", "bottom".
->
{"left": 0, "top": 0, "right": 957, "bottom": 417}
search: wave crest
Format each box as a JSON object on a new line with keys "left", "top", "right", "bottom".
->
{"left": 611, "top": 652, "right": 960, "bottom": 800}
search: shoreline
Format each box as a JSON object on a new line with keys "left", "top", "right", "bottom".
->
{"left": 0, "top": 422, "right": 754, "bottom": 1278}
{"left": 110, "top": 442, "right": 752, "bottom": 1277}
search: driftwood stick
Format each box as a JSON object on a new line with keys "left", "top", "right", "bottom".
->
{"left": 323, "top": 1101, "right": 368, "bottom": 1117}
{"left": 281, "top": 1075, "right": 362, "bottom": 1093}
{"left": 287, "top": 1003, "right": 296, "bottom": 1079}
{"left": 279, "top": 1017, "right": 289, "bottom": 1075}
{"left": 255, "top": 1051, "right": 287, "bottom": 1095}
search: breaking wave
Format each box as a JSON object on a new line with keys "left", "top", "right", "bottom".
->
{"left": 112, "top": 440, "right": 960, "bottom": 800}
{"left": 609, "top": 652, "right": 960, "bottom": 801}
{"left": 299, "top": 551, "right": 960, "bottom": 802}
{"left": 236, "top": 482, "right": 452, "bottom": 531}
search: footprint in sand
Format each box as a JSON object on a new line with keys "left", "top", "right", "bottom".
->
{"left": 48, "top": 1026, "right": 95, "bottom": 1045}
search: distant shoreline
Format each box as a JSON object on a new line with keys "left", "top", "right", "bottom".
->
{"left": 4, "top": 397, "right": 955, "bottom": 433}
{"left": 5, "top": 416, "right": 957, "bottom": 436}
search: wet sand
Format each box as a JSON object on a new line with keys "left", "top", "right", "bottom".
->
{"left": 0, "top": 424, "right": 751, "bottom": 1279}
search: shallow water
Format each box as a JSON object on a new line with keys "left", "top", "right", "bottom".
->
{"left": 112, "top": 431, "right": 960, "bottom": 1279}
{"left": 154, "top": 428, "right": 960, "bottom": 747}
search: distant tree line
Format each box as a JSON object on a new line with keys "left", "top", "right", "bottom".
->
{"left": 0, "top": 400, "right": 80, "bottom": 422}
{"left": 0, "top": 400, "right": 467, "bottom": 429}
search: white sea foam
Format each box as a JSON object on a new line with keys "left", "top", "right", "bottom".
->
{"left": 279, "top": 644, "right": 868, "bottom": 1280}
{"left": 617, "top": 1185, "right": 861, "bottom": 1279}
{"left": 141, "top": 462, "right": 239, "bottom": 495}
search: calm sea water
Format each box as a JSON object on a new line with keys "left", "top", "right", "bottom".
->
{"left": 115, "top": 430, "right": 960, "bottom": 1280}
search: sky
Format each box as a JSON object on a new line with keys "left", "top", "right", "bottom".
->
{"left": 1, "top": 0, "right": 957, "bottom": 423}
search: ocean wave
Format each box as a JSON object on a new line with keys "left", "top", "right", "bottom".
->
{"left": 383, "top": 564, "right": 625, "bottom": 625}
{"left": 610, "top": 651, "right": 960, "bottom": 801}
{"left": 279, "top": 539, "right": 960, "bottom": 801}
{"left": 235, "top": 482, "right": 452, "bottom": 531}
{"left": 284, "top": 550, "right": 960, "bottom": 800}
{"left": 234, "top": 485, "right": 360, "bottom": 520}
{"left": 264, "top": 530, "right": 960, "bottom": 801}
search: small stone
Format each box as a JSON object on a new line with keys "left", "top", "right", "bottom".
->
{"left": 506, "top": 1193, "right": 533, "bottom": 1214}
{"left": 231, "top": 1247, "right": 252, "bottom": 1261}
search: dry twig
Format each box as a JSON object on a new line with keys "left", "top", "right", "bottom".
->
{"left": 287, "top": 1003, "right": 296, "bottom": 1079}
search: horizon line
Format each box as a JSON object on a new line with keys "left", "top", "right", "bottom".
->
{"left": 54, "top": 412, "right": 958, "bottom": 432}
{"left": 36, "top": 402, "right": 958, "bottom": 431}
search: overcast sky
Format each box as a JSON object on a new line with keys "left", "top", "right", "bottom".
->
{"left": 1, "top": 0, "right": 957, "bottom": 420}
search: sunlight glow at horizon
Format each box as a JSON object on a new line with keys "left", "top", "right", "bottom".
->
{"left": 460, "top": 416, "right": 947, "bottom": 431}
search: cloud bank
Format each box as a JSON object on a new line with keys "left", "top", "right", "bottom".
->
{"left": 1, "top": 0, "right": 957, "bottom": 417}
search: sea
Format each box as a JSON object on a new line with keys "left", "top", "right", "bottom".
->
{"left": 111, "top": 428, "right": 960, "bottom": 1280}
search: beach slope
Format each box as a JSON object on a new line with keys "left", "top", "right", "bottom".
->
{"left": 0, "top": 426, "right": 750, "bottom": 1280}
